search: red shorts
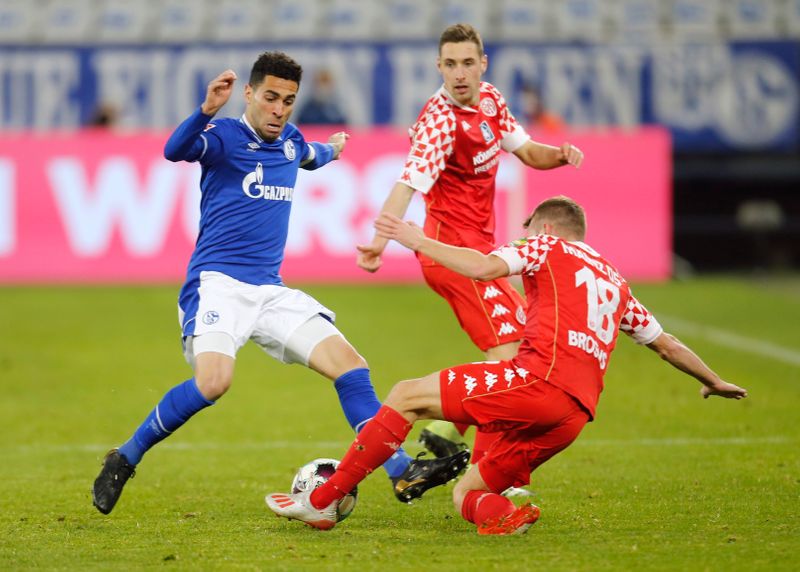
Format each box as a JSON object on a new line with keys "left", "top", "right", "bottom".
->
{"left": 421, "top": 264, "right": 526, "bottom": 352}
{"left": 439, "top": 360, "right": 590, "bottom": 493}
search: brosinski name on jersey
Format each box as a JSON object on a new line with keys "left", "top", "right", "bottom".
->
{"left": 241, "top": 162, "right": 294, "bottom": 201}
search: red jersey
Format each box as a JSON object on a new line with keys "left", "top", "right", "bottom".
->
{"left": 493, "top": 235, "right": 663, "bottom": 418}
{"left": 399, "top": 82, "right": 530, "bottom": 257}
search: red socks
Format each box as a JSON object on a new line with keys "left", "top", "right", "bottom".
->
{"left": 311, "top": 405, "right": 411, "bottom": 509}
{"left": 460, "top": 490, "right": 515, "bottom": 525}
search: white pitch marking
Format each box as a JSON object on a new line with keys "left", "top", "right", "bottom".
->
{"left": 660, "top": 314, "right": 800, "bottom": 367}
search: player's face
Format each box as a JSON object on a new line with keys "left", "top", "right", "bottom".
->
{"left": 244, "top": 75, "right": 299, "bottom": 142}
{"left": 437, "top": 42, "right": 487, "bottom": 107}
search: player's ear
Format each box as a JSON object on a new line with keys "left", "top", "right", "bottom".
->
{"left": 480, "top": 54, "right": 488, "bottom": 74}
{"left": 244, "top": 83, "right": 253, "bottom": 103}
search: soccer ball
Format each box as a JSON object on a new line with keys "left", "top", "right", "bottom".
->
{"left": 291, "top": 458, "right": 358, "bottom": 522}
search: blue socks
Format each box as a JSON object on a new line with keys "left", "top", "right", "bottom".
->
{"left": 118, "top": 378, "right": 214, "bottom": 465}
{"left": 117, "top": 371, "right": 412, "bottom": 479}
{"left": 334, "top": 368, "right": 413, "bottom": 478}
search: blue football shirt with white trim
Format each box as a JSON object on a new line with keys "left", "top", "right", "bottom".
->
{"left": 164, "top": 106, "right": 334, "bottom": 336}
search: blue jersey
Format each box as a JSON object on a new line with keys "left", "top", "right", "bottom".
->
{"left": 164, "top": 107, "right": 334, "bottom": 334}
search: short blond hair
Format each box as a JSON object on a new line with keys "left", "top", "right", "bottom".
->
{"left": 524, "top": 196, "right": 586, "bottom": 240}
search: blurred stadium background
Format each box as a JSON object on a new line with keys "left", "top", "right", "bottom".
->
{"left": 1, "top": 0, "right": 799, "bottom": 282}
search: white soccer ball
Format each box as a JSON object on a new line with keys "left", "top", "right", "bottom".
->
{"left": 291, "top": 458, "right": 358, "bottom": 522}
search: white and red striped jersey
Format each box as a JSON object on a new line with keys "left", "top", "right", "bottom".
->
{"left": 399, "top": 82, "right": 530, "bottom": 256}
{"left": 492, "top": 235, "right": 663, "bottom": 418}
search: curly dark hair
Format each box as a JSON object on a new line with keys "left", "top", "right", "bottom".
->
{"left": 249, "top": 51, "right": 303, "bottom": 87}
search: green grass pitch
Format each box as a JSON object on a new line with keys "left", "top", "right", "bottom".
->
{"left": 1, "top": 277, "right": 798, "bottom": 570}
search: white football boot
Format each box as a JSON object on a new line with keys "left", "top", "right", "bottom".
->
{"left": 265, "top": 489, "right": 339, "bottom": 530}
{"left": 502, "top": 486, "right": 535, "bottom": 498}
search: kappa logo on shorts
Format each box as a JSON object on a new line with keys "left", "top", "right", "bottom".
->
{"left": 483, "top": 286, "right": 502, "bottom": 300}
{"left": 516, "top": 306, "right": 526, "bottom": 325}
{"left": 202, "top": 311, "right": 220, "bottom": 325}
{"left": 484, "top": 371, "right": 498, "bottom": 391}
{"left": 464, "top": 374, "right": 478, "bottom": 395}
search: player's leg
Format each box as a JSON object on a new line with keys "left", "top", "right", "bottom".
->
{"left": 253, "top": 287, "right": 416, "bottom": 488}
{"left": 457, "top": 382, "right": 590, "bottom": 534}
{"left": 266, "top": 371, "right": 469, "bottom": 523}
{"left": 93, "top": 272, "right": 249, "bottom": 514}
{"left": 418, "top": 267, "right": 525, "bottom": 459}
{"left": 421, "top": 338, "right": 518, "bottom": 461}
{"left": 301, "top": 325, "right": 469, "bottom": 500}
{"left": 308, "top": 372, "right": 460, "bottom": 507}
{"left": 453, "top": 461, "right": 540, "bottom": 535}
{"left": 300, "top": 320, "right": 415, "bottom": 480}
{"left": 115, "top": 344, "right": 232, "bottom": 462}
{"left": 93, "top": 342, "right": 232, "bottom": 515}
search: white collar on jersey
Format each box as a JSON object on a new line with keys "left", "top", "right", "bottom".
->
{"left": 437, "top": 85, "right": 479, "bottom": 113}
{"left": 239, "top": 114, "right": 284, "bottom": 143}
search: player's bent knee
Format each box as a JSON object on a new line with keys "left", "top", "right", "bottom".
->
{"left": 384, "top": 380, "right": 414, "bottom": 409}
{"left": 309, "top": 337, "right": 368, "bottom": 378}
{"left": 295, "top": 315, "right": 368, "bottom": 377}
{"left": 384, "top": 378, "right": 432, "bottom": 422}
{"left": 194, "top": 366, "right": 233, "bottom": 400}
{"left": 193, "top": 346, "right": 236, "bottom": 401}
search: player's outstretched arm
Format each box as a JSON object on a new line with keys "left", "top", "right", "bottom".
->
{"left": 301, "top": 132, "right": 350, "bottom": 171}
{"left": 356, "top": 183, "right": 416, "bottom": 273}
{"left": 375, "top": 213, "right": 508, "bottom": 281}
{"left": 164, "top": 69, "right": 237, "bottom": 162}
{"left": 513, "top": 140, "right": 584, "bottom": 170}
{"left": 201, "top": 69, "right": 237, "bottom": 116}
{"left": 646, "top": 332, "right": 748, "bottom": 400}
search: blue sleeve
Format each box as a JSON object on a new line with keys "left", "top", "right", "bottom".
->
{"left": 164, "top": 107, "right": 217, "bottom": 163}
{"left": 300, "top": 142, "right": 336, "bottom": 171}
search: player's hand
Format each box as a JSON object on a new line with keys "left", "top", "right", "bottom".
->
{"left": 201, "top": 69, "right": 237, "bottom": 116}
{"left": 558, "top": 142, "right": 584, "bottom": 168}
{"left": 328, "top": 131, "right": 350, "bottom": 159}
{"left": 374, "top": 213, "right": 425, "bottom": 252}
{"left": 701, "top": 380, "right": 748, "bottom": 400}
{"left": 356, "top": 243, "right": 383, "bottom": 273}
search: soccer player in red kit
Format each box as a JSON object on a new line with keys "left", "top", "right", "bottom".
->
{"left": 268, "top": 196, "right": 748, "bottom": 534}
{"left": 357, "top": 24, "right": 584, "bottom": 466}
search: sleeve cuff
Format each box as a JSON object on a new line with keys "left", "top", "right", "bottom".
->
{"left": 398, "top": 168, "right": 435, "bottom": 194}
{"left": 631, "top": 319, "right": 664, "bottom": 345}
{"left": 491, "top": 246, "right": 525, "bottom": 275}
{"left": 501, "top": 125, "right": 530, "bottom": 152}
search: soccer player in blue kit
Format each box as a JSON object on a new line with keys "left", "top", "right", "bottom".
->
{"left": 92, "top": 51, "right": 468, "bottom": 515}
